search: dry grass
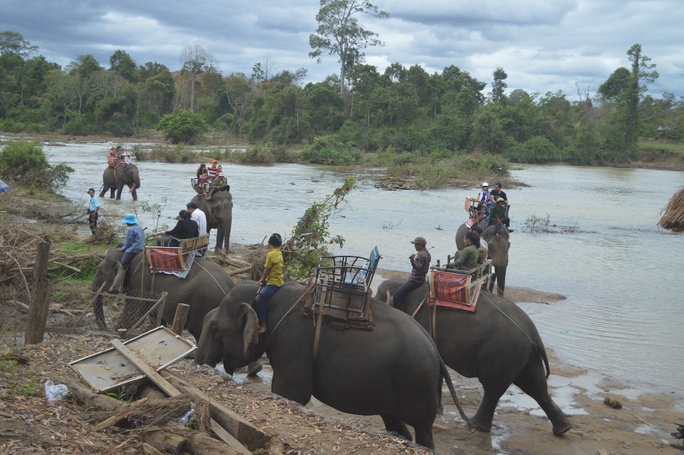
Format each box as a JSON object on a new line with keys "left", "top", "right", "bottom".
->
{"left": 659, "top": 187, "right": 684, "bottom": 232}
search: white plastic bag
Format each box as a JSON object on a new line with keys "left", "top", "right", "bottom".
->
{"left": 44, "top": 379, "right": 69, "bottom": 402}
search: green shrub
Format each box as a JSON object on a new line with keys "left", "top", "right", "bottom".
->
{"left": 300, "top": 135, "right": 359, "bottom": 166}
{"left": 0, "top": 139, "right": 74, "bottom": 190}
{"left": 157, "top": 110, "right": 208, "bottom": 144}
{"left": 508, "top": 136, "right": 561, "bottom": 163}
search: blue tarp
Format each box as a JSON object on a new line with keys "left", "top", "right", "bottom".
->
{"left": 0, "top": 179, "right": 11, "bottom": 193}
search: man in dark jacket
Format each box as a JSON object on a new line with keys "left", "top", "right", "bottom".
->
{"left": 393, "top": 236, "right": 431, "bottom": 312}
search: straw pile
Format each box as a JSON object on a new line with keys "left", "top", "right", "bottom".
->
{"left": 658, "top": 187, "right": 684, "bottom": 232}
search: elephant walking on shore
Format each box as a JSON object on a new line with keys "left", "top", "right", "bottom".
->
{"left": 100, "top": 165, "right": 140, "bottom": 201}
{"left": 194, "top": 281, "right": 471, "bottom": 450}
{"left": 377, "top": 277, "right": 572, "bottom": 437}
{"left": 91, "top": 248, "right": 234, "bottom": 341}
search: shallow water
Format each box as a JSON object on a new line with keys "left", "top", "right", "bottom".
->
{"left": 39, "top": 141, "right": 684, "bottom": 398}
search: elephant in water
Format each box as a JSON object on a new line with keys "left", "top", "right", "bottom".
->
{"left": 377, "top": 277, "right": 572, "bottom": 436}
{"left": 191, "top": 190, "right": 232, "bottom": 253}
{"left": 456, "top": 221, "right": 510, "bottom": 295}
{"left": 100, "top": 164, "right": 140, "bottom": 201}
{"left": 194, "top": 281, "right": 471, "bottom": 450}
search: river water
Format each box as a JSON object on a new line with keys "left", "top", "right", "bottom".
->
{"left": 39, "top": 141, "right": 684, "bottom": 399}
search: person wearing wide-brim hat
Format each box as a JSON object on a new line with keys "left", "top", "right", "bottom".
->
{"left": 393, "top": 236, "right": 431, "bottom": 312}
{"left": 485, "top": 197, "right": 511, "bottom": 231}
{"left": 111, "top": 214, "right": 145, "bottom": 291}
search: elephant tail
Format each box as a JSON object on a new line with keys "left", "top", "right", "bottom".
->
{"left": 439, "top": 357, "right": 472, "bottom": 428}
{"left": 532, "top": 341, "right": 551, "bottom": 379}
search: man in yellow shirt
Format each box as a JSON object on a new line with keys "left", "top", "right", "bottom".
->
{"left": 256, "top": 233, "right": 284, "bottom": 334}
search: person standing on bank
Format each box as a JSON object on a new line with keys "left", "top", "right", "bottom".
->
{"left": 393, "top": 236, "right": 431, "bottom": 312}
{"left": 255, "top": 233, "right": 284, "bottom": 335}
{"left": 87, "top": 188, "right": 100, "bottom": 235}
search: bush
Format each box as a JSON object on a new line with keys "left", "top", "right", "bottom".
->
{"left": 508, "top": 136, "right": 561, "bottom": 164}
{"left": 157, "top": 110, "right": 208, "bottom": 144}
{"left": 300, "top": 135, "right": 360, "bottom": 166}
{"left": 0, "top": 139, "right": 74, "bottom": 190}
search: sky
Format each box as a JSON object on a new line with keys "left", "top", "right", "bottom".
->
{"left": 3, "top": 0, "right": 684, "bottom": 101}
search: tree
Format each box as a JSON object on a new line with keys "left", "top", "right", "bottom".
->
{"left": 109, "top": 50, "right": 138, "bottom": 82}
{"left": 156, "top": 110, "right": 208, "bottom": 144}
{"left": 180, "top": 45, "right": 218, "bottom": 112}
{"left": 490, "top": 67, "right": 508, "bottom": 105}
{"left": 0, "top": 31, "right": 37, "bottom": 57}
{"left": 309, "top": 0, "right": 389, "bottom": 96}
{"left": 624, "top": 44, "right": 658, "bottom": 148}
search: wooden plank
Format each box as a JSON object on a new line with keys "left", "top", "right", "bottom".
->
{"left": 170, "top": 303, "right": 190, "bottom": 335}
{"left": 110, "top": 339, "right": 181, "bottom": 397}
{"left": 93, "top": 397, "right": 149, "bottom": 431}
{"left": 210, "top": 420, "right": 252, "bottom": 455}
{"left": 25, "top": 242, "right": 51, "bottom": 345}
{"left": 164, "top": 373, "right": 269, "bottom": 452}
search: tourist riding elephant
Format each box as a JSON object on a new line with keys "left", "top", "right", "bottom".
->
{"left": 191, "top": 190, "right": 232, "bottom": 253}
{"left": 456, "top": 221, "right": 509, "bottom": 295}
{"left": 91, "top": 248, "right": 234, "bottom": 341}
{"left": 100, "top": 165, "right": 140, "bottom": 201}
{"left": 377, "top": 278, "right": 572, "bottom": 437}
{"left": 194, "top": 281, "right": 471, "bottom": 450}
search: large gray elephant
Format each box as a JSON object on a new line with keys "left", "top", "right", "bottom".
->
{"left": 100, "top": 165, "right": 140, "bottom": 201}
{"left": 456, "top": 221, "right": 509, "bottom": 295}
{"left": 377, "top": 278, "right": 572, "bottom": 437}
{"left": 194, "top": 281, "right": 470, "bottom": 450}
{"left": 91, "top": 248, "right": 234, "bottom": 340}
{"left": 191, "top": 190, "right": 232, "bottom": 253}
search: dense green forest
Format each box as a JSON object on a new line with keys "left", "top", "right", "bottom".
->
{"left": 1, "top": 30, "right": 683, "bottom": 168}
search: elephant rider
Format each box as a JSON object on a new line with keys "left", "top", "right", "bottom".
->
{"left": 205, "top": 160, "right": 219, "bottom": 190}
{"left": 152, "top": 210, "right": 199, "bottom": 247}
{"left": 442, "top": 231, "right": 480, "bottom": 273}
{"left": 486, "top": 198, "right": 511, "bottom": 231}
{"left": 86, "top": 188, "right": 100, "bottom": 236}
{"left": 186, "top": 202, "right": 207, "bottom": 236}
{"left": 255, "top": 233, "right": 284, "bottom": 335}
{"left": 111, "top": 214, "right": 145, "bottom": 292}
{"left": 393, "top": 236, "right": 431, "bottom": 312}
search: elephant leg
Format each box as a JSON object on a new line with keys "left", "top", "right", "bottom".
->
{"left": 471, "top": 383, "right": 508, "bottom": 432}
{"left": 488, "top": 272, "right": 497, "bottom": 293}
{"left": 247, "top": 360, "right": 263, "bottom": 376}
{"left": 271, "top": 372, "right": 312, "bottom": 406}
{"left": 215, "top": 228, "right": 225, "bottom": 253}
{"left": 380, "top": 415, "right": 413, "bottom": 442}
{"left": 98, "top": 188, "right": 106, "bottom": 198}
{"left": 109, "top": 188, "right": 116, "bottom": 198}
{"left": 494, "top": 267, "right": 506, "bottom": 296}
{"left": 514, "top": 363, "right": 572, "bottom": 435}
{"left": 413, "top": 424, "right": 435, "bottom": 451}
{"left": 131, "top": 187, "right": 138, "bottom": 201}
{"left": 93, "top": 294, "right": 107, "bottom": 330}
{"left": 116, "top": 187, "right": 123, "bottom": 200}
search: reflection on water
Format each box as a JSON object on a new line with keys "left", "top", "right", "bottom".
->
{"left": 44, "top": 142, "right": 684, "bottom": 397}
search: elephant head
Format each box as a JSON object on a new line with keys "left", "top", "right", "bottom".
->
{"left": 195, "top": 291, "right": 261, "bottom": 374}
{"left": 482, "top": 224, "right": 510, "bottom": 295}
{"left": 115, "top": 164, "right": 140, "bottom": 201}
{"left": 90, "top": 249, "right": 124, "bottom": 329}
{"left": 192, "top": 191, "right": 233, "bottom": 253}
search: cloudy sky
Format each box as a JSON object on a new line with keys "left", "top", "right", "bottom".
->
{"left": 3, "top": 0, "right": 683, "bottom": 101}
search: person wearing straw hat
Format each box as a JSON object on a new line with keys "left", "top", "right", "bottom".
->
{"left": 111, "top": 214, "right": 145, "bottom": 291}
{"left": 393, "top": 236, "right": 431, "bottom": 312}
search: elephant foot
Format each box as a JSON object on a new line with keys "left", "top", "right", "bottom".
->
{"left": 247, "top": 360, "right": 263, "bottom": 376}
{"left": 552, "top": 418, "right": 572, "bottom": 436}
{"left": 470, "top": 416, "right": 493, "bottom": 433}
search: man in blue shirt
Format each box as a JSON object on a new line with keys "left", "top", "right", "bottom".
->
{"left": 86, "top": 188, "right": 100, "bottom": 235}
{"left": 111, "top": 214, "right": 145, "bottom": 292}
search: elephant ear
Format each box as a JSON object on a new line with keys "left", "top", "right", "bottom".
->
{"left": 239, "top": 302, "right": 259, "bottom": 354}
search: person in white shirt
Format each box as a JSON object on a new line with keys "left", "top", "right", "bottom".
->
{"left": 186, "top": 202, "right": 207, "bottom": 236}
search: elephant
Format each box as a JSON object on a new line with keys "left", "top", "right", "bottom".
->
{"left": 194, "top": 281, "right": 471, "bottom": 450}
{"left": 377, "top": 277, "right": 572, "bottom": 437}
{"left": 100, "top": 164, "right": 140, "bottom": 201}
{"left": 91, "top": 248, "right": 235, "bottom": 341}
{"left": 191, "top": 190, "right": 232, "bottom": 253}
{"left": 456, "top": 221, "right": 510, "bottom": 295}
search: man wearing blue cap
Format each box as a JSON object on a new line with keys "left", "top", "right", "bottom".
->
{"left": 111, "top": 214, "right": 145, "bottom": 291}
